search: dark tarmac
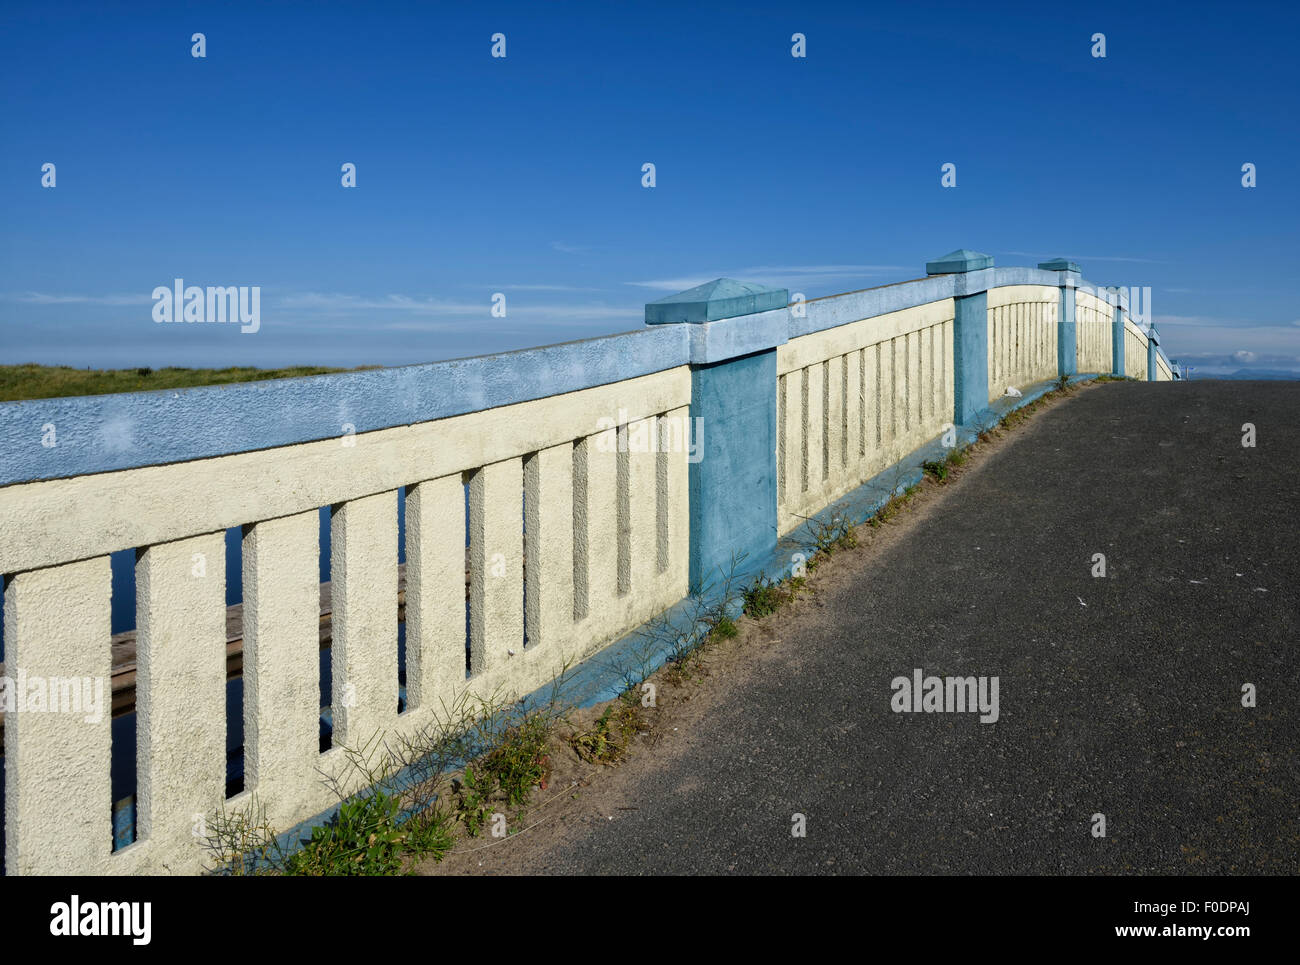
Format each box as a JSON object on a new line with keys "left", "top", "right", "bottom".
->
{"left": 474, "top": 381, "right": 1300, "bottom": 874}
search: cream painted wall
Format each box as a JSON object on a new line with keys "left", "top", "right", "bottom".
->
{"left": 1126, "top": 318, "right": 1150, "bottom": 381}
{"left": 986, "top": 285, "right": 1059, "bottom": 400}
{"left": 777, "top": 299, "right": 954, "bottom": 536}
{"left": 1075, "top": 289, "right": 1115, "bottom": 374}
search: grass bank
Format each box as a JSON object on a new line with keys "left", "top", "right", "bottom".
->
{"left": 0, "top": 363, "right": 377, "bottom": 403}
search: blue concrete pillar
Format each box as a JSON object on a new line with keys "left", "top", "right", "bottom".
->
{"left": 1039, "top": 258, "right": 1081, "bottom": 378}
{"left": 645, "top": 279, "right": 789, "bottom": 590}
{"left": 1112, "top": 303, "right": 1127, "bottom": 376}
{"left": 926, "top": 249, "right": 994, "bottom": 427}
{"left": 1147, "top": 325, "right": 1160, "bottom": 381}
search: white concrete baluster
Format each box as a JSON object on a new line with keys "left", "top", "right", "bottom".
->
{"left": 241, "top": 510, "right": 322, "bottom": 828}
{"left": 524, "top": 444, "right": 574, "bottom": 654}
{"left": 584, "top": 427, "right": 619, "bottom": 626}
{"left": 626, "top": 416, "right": 659, "bottom": 597}
{"left": 330, "top": 491, "right": 398, "bottom": 747}
{"left": 405, "top": 475, "right": 466, "bottom": 714}
{"left": 869, "top": 342, "right": 883, "bottom": 456}
{"left": 910, "top": 332, "right": 920, "bottom": 437}
{"left": 1048, "top": 301, "right": 1056, "bottom": 376}
{"left": 468, "top": 459, "right": 523, "bottom": 678}
{"left": 572, "top": 438, "right": 590, "bottom": 621}
{"left": 135, "top": 532, "right": 226, "bottom": 869}
{"left": 1017, "top": 303, "right": 1026, "bottom": 385}
{"left": 891, "top": 336, "right": 905, "bottom": 450}
{"left": 3, "top": 556, "right": 112, "bottom": 875}
{"left": 847, "top": 349, "right": 863, "bottom": 468}
{"left": 806, "top": 359, "right": 825, "bottom": 490}
{"left": 826, "top": 356, "right": 844, "bottom": 482}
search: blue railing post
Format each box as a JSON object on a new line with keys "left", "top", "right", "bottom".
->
{"left": 645, "top": 279, "right": 788, "bottom": 590}
{"left": 926, "top": 249, "right": 994, "bottom": 427}
{"left": 1148, "top": 325, "right": 1160, "bottom": 381}
{"left": 1038, "top": 258, "right": 1081, "bottom": 379}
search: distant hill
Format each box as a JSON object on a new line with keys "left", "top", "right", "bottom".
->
{"left": 0, "top": 363, "right": 380, "bottom": 402}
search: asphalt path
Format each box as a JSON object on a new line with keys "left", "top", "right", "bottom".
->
{"left": 470, "top": 381, "right": 1300, "bottom": 874}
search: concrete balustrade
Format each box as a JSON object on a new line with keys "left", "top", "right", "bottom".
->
{"left": 777, "top": 298, "right": 955, "bottom": 535}
{"left": 1126, "top": 316, "right": 1151, "bottom": 381}
{"left": 987, "top": 285, "right": 1059, "bottom": 398}
{"left": 1075, "top": 289, "right": 1116, "bottom": 375}
{"left": 0, "top": 250, "right": 1175, "bottom": 875}
{"left": 1, "top": 359, "right": 693, "bottom": 873}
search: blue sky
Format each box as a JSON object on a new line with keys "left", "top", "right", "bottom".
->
{"left": 2, "top": 0, "right": 1297, "bottom": 376}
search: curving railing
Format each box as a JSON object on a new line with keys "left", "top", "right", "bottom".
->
{"left": 0, "top": 250, "right": 1175, "bottom": 874}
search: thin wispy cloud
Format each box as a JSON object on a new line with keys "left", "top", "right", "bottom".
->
{"left": 7, "top": 291, "right": 152, "bottom": 305}
{"left": 1001, "top": 250, "right": 1167, "bottom": 265}
{"left": 625, "top": 276, "right": 718, "bottom": 292}
{"left": 1156, "top": 314, "right": 1300, "bottom": 329}
{"left": 550, "top": 241, "right": 593, "bottom": 254}
{"left": 744, "top": 264, "right": 909, "bottom": 275}
{"left": 498, "top": 283, "right": 604, "bottom": 292}
{"left": 626, "top": 264, "right": 909, "bottom": 292}
{"left": 276, "top": 291, "right": 640, "bottom": 325}
{"left": 277, "top": 293, "right": 485, "bottom": 315}
{"left": 513, "top": 304, "right": 642, "bottom": 322}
